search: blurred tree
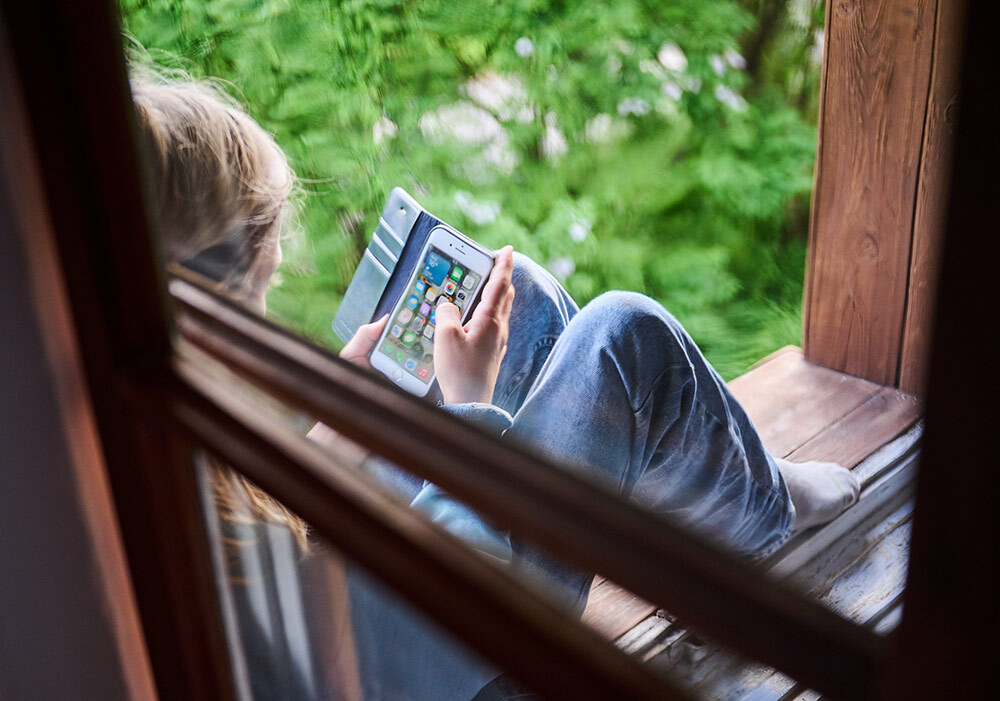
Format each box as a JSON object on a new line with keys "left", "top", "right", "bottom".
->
{"left": 122, "top": 0, "right": 823, "bottom": 378}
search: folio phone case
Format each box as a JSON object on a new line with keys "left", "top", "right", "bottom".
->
{"left": 332, "top": 187, "right": 488, "bottom": 345}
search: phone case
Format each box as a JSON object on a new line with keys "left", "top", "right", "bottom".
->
{"left": 332, "top": 188, "right": 493, "bottom": 344}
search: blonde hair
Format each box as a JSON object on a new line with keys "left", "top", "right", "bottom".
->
{"left": 132, "top": 73, "right": 309, "bottom": 549}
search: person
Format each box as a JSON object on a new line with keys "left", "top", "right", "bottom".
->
{"left": 132, "top": 74, "right": 860, "bottom": 700}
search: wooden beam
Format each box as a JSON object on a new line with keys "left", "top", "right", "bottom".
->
{"left": 898, "top": 0, "right": 966, "bottom": 395}
{"left": 884, "top": 0, "right": 1000, "bottom": 695}
{"left": 804, "top": 0, "right": 939, "bottom": 385}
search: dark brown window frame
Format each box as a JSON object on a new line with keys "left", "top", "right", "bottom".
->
{"left": 3, "top": 0, "right": 996, "bottom": 699}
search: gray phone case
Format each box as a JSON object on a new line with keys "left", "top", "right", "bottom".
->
{"left": 331, "top": 188, "right": 423, "bottom": 344}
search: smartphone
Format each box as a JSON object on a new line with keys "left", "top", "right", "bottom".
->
{"left": 369, "top": 225, "right": 494, "bottom": 396}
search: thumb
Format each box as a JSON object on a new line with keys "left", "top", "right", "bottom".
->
{"left": 435, "top": 301, "right": 464, "bottom": 339}
{"left": 341, "top": 314, "right": 388, "bottom": 359}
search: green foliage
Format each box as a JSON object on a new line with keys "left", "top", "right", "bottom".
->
{"left": 121, "top": 0, "right": 821, "bottom": 379}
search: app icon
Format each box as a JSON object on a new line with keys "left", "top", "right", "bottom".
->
{"left": 395, "top": 349, "right": 406, "bottom": 363}
{"left": 424, "top": 287, "right": 437, "bottom": 302}
{"left": 450, "top": 266, "right": 464, "bottom": 281}
{"left": 423, "top": 325, "right": 435, "bottom": 340}
{"left": 423, "top": 353, "right": 433, "bottom": 363}
{"left": 429, "top": 309, "right": 436, "bottom": 324}
{"left": 456, "top": 291, "right": 467, "bottom": 302}
{"left": 417, "top": 366, "right": 429, "bottom": 379}
{"left": 415, "top": 280, "right": 427, "bottom": 293}
{"left": 422, "top": 251, "right": 451, "bottom": 286}
{"left": 419, "top": 302, "right": 431, "bottom": 317}
{"left": 413, "top": 342, "right": 424, "bottom": 355}
{"left": 410, "top": 317, "right": 425, "bottom": 331}
{"left": 401, "top": 332, "right": 416, "bottom": 346}
{"left": 390, "top": 324, "right": 403, "bottom": 338}
{"left": 399, "top": 309, "right": 413, "bottom": 324}
{"left": 405, "top": 358, "right": 417, "bottom": 371}
{"left": 406, "top": 294, "right": 419, "bottom": 309}
{"left": 443, "top": 279, "right": 457, "bottom": 295}
{"left": 462, "top": 273, "right": 477, "bottom": 290}
{"left": 382, "top": 342, "right": 395, "bottom": 354}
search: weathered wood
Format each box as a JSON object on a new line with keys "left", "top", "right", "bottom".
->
{"left": 803, "top": 0, "right": 939, "bottom": 385}
{"left": 785, "top": 387, "right": 922, "bottom": 467}
{"left": 728, "top": 347, "right": 883, "bottom": 458}
{"left": 898, "top": 0, "right": 967, "bottom": 395}
{"left": 582, "top": 578, "right": 658, "bottom": 641}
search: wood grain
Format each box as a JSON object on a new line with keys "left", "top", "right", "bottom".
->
{"left": 804, "top": 0, "right": 939, "bottom": 385}
{"left": 728, "top": 347, "right": 883, "bottom": 458}
{"left": 898, "top": 0, "right": 967, "bottom": 395}
{"left": 582, "top": 578, "right": 658, "bottom": 641}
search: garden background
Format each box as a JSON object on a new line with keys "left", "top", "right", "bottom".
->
{"left": 122, "top": 0, "right": 825, "bottom": 379}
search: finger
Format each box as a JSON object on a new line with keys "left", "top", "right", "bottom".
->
{"left": 341, "top": 314, "right": 388, "bottom": 359}
{"left": 434, "top": 301, "right": 464, "bottom": 340}
{"left": 475, "top": 246, "right": 515, "bottom": 322}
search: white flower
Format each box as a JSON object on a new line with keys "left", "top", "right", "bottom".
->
{"left": 462, "top": 72, "right": 530, "bottom": 122}
{"left": 569, "top": 218, "right": 591, "bottom": 243}
{"left": 605, "top": 54, "right": 623, "bottom": 76}
{"left": 724, "top": 49, "right": 747, "bottom": 70}
{"left": 710, "top": 54, "right": 726, "bottom": 76}
{"left": 548, "top": 256, "right": 575, "bottom": 280}
{"left": 639, "top": 59, "right": 665, "bottom": 79}
{"left": 454, "top": 191, "right": 501, "bottom": 226}
{"left": 615, "top": 39, "right": 635, "bottom": 55}
{"left": 657, "top": 43, "right": 688, "bottom": 72}
{"left": 584, "top": 113, "right": 631, "bottom": 144}
{"left": 515, "top": 37, "right": 534, "bottom": 58}
{"left": 617, "top": 97, "right": 650, "bottom": 117}
{"left": 420, "top": 101, "right": 503, "bottom": 145}
{"left": 540, "top": 111, "right": 568, "bottom": 160}
{"left": 372, "top": 116, "right": 398, "bottom": 145}
{"left": 661, "top": 82, "right": 683, "bottom": 100}
{"left": 714, "top": 84, "right": 748, "bottom": 112}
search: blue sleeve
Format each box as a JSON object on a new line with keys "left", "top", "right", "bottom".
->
{"left": 408, "top": 403, "right": 514, "bottom": 564}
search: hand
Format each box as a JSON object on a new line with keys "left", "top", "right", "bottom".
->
{"left": 434, "top": 246, "right": 515, "bottom": 405}
{"left": 339, "top": 314, "right": 388, "bottom": 370}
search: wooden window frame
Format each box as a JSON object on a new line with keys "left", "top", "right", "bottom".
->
{"left": 2, "top": 0, "right": 996, "bottom": 699}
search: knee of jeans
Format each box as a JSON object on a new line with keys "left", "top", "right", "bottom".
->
{"left": 512, "top": 252, "right": 557, "bottom": 298}
{"left": 575, "top": 291, "right": 688, "bottom": 356}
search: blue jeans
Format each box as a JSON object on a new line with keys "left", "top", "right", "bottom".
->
{"left": 348, "top": 253, "right": 793, "bottom": 700}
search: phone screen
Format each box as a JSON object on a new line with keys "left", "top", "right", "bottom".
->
{"left": 376, "top": 246, "right": 482, "bottom": 384}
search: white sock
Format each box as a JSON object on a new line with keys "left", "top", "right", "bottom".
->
{"left": 776, "top": 458, "right": 861, "bottom": 532}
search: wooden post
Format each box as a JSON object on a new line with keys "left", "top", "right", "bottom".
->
{"left": 804, "top": 0, "right": 961, "bottom": 392}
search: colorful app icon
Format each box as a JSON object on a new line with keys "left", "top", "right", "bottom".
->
{"left": 399, "top": 309, "right": 413, "bottom": 324}
{"left": 423, "top": 325, "right": 434, "bottom": 340}
{"left": 401, "top": 332, "right": 416, "bottom": 346}
{"left": 419, "top": 302, "right": 431, "bottom": 317}
{"left": 450, "top": 266, "right": 464, "bottom": 281}
{"left": 424, "top": 287, "right": 437, "bottom": 302}
{"left": 390, "top": 324, "right": 403, "bottom": 338}
{"left": 443, "top": 279, "right": 457, "bottom": 295}
{"left": 429, "top": 308, "right": 436, "bottom": 324}
{"left": 382, "top": 342, "right": 395, "bottom": 355}
{"left": 417, "top": 366, "right": 429, "bottom": 379}
{"left": 462, "top": 273, "right": 478, "bottom": 290}
{"left": 415, "top": 280, "right": 427, "bottom": 293}
{"left": 394, "top": 349, "right": 406, "bottom": 363}
{"left": 406, "top": 295, "right": 419, "bottom": 309}
{"left": 404, "top": 358, "right": 417, "bottom": 371}
{"left": 410, "top": 317, "right": 425, "bottom": 332}
{"left": 422, "top": 251, "right": 451, "bottom": 286}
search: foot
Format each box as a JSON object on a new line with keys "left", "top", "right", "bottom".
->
{"left": 776, "top": 458, "right": 861, "bottom": 532}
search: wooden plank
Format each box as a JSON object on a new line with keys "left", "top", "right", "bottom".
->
{"left": 785, "top": 387, "right": 922, "bottom": 468}
{"left": 728, "top": 348, "right": 882, "bottom": 458}
{"left": 898, "top": 0, "right": 967, "bottom": 395}
{"left": 582, "top": 579, "right": 658, "bottom": 641}
{"left": 803, "top": 0, "right": 939, "bottom": 385}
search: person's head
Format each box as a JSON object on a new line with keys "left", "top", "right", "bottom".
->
{"left": 132, "top": 72, "right": 307, "bottom": 547}
{"left": 131, "top": 76, "right": 294, "bottom": 313}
